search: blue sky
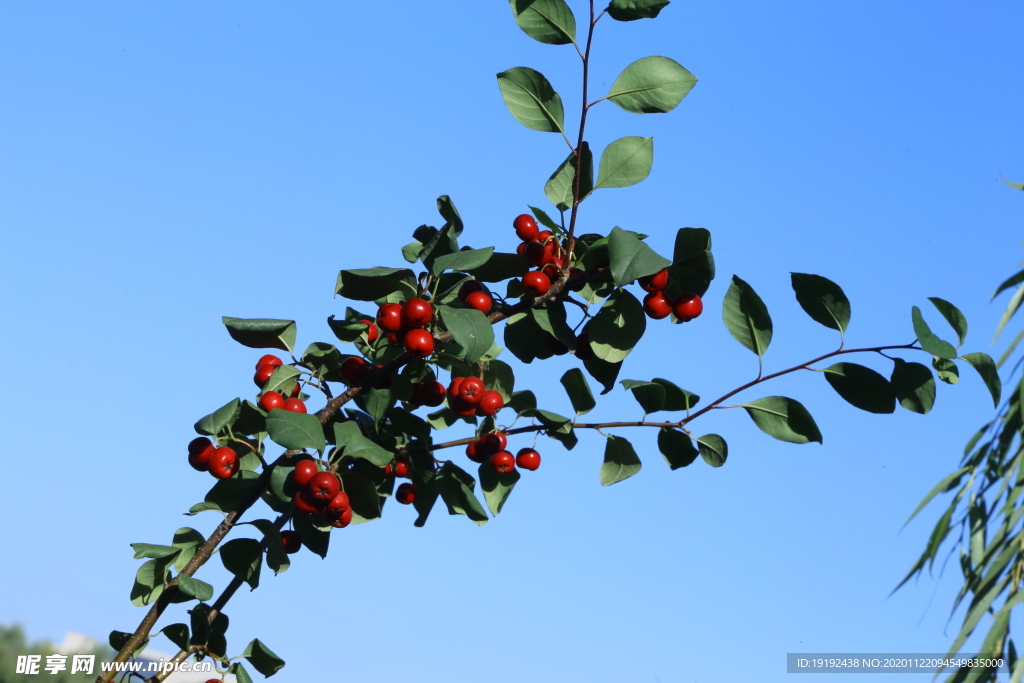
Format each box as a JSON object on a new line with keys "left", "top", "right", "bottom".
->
{"left": 1, "top": 1, "right": 1022, "bottom": 681}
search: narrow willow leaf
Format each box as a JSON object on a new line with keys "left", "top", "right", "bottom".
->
{"left": 790, "top": 273, "right": 850, "bottom": 334}
{"left": 928, "top": 297, "right": 968, "bottom": 346}
{"left": 600, "top": 435, "right": 642, "bottom": 485}
{"left": 607, "top": 226, "right": 671, "bottom": 287}
{"left": 696, "top": 434, "right": 727, "bottom": 467}
{"left": 961, "top": 352, "right": 1002, "bottom": 407}
{"left": 890, "top": 359, "right": 936, "bottom": 414}
{"left": 496, "top": 67, "right": 565, "bottom": 133}
{"left": 607, "top": 56, "right": 695, "bottom": 114}
{"left": 822, "top": 363, "right": 895, "bottom": 414}
{"left": 722, "top": 275, "right": 773, "bottom": 357}
{"left": 594, "top": 136, "right": 653, "bottom": 190}
{"left": 911, "top": 306, "right": 957, "bottom": 359}
{"left": 741, "top": 397, "right": 823, "bottom": 444}
{"left": 509, "top": 0, "right": 576, "bottom": 45}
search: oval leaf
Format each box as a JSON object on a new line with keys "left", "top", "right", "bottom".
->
{"left": 220, "top": 538, "right": 262, "bottom": 590}
{"left": 601, "top": 435, "right": 642, "bottom": 485}
{"left": 607, "top": 0, "right": 670, "bottom": 21}
{"left": 431, "top": 247, "right": 494, "bottom": 277}
{"left": 595, "top": 136, "right": 653, "bottom": 190}
{"left": 436, "top": 462, "right": 489, "bottom": 525}
{"left": 222, "top": 317, "right": 296, "bottom": 353}
{"left": 722, "top": 275, "right": 773, "bottom": 357}
{"left": 479, "top": 461, "right": 521, "bottom": 515}
{"left": 496, "top": 67, "right": 565, "bottom": 133}
{"left": 822, "top": 362, "right": 895, "bottom": 414}
{"left": 545, "top": 143, "right": 593, "bottom": 212}
{"left": 194, "top": 398, "right": 241, "bottom": 437}
{"left": 607, "top": 226, "right": 671, "bottom": 287}
{"left": 266, "top": 409, "right": 327, "bottom": 453}
{"left": 890, "top": 359, "right": 936, "bottom": 414}
{"left": 588, "top": 289, "right": 646, "bottom": 363}
{"left": 620, "top": 379, "right": 666, "bottom": 414}
{"left": 607, "top": 56, "right": 695, "bottom": 114}
{"left": 439, "top": 306, "right": 495, "bottom": 363}
{"left": 911, "top": 306, "right": 957, "bottom": 359}
{"left": 651, "top": 378, "right": 699, "bottom": 411}
{"left": 741, "top": 397, "right": 823, "bottom": 444}
{"left": 790, "top": 273, "right": 850, "bottom": 334}
{"left": 961, "top": 352, "right": 1001, "bottom": 407}
{"left": 696, "top": 434, "right": 728, "bottom": 467}
{"left": 928, "top": 297, "right": 968, "bottom": 346}
{"left": 560, "top": 368, "right": 596, "bottom": 416}
{"left": 932, "top": 357, "right": 960, "bottom": 384}
{"left": 657, "top": 428, "right": 698, "bottom": 469}
{"left": 509, "top": 0, "right": 576, "bottom": 45}
{"left": 242, "top": 639, "right": 286, "bottom": 678}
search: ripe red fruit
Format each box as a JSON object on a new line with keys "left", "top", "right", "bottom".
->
{"left": 396, "top": 482, "right": 417, "bottom": 505}
{"left": 402, "top": 297, "right": 434, "bottom": 328}
{"left": 516, "top": 448, "right": 541, "bottom": 471}
{"left": 308, "top": 472, "right": 340, "bottom": 501}
{"left": 450, "top": 395, "right": 479, "bottom": 418}
{"left": 253, "top": 363, "right": 276, "bottom": 387}
{"left": 289, "top": 382, "right": 302, "bottom": 398}
{"left": 638, "top": 268, "right": 670, "bottom": 293}
{"left": 283, "top": 397, "right": 306, "bottom": 413}
{"left": 522, "top": 271, "right": 551, "bottom": 297}
{"left": 491, "top": 451, "right": 516, "bottom": 474}
{"left": 208, "top": 447, "right": 239, "bottom": 480}
{"left": 643, "top": 290, "right": 673, "bottom": 320}
{"left": 259, "top": 391, "right": 285, "bottom": 412}
{"left": 516, "top": 242, "right": 528, "bottom": 257}
{"left": 457, "top": 376, "right": 486, "bottom": 404}
{"left": 293, "top": 489, "right": 321, "bottom": 514}
{"left": 513, "top": 213, "right": 539, "bottom": 241}
{"left": 394, "top": 459, "right": 410, "bottom": 478}
{"left": 331, "top": 507, "right": 353, "bottom": 528}
{"left": 358, "top": 319, "right": 380, "bottom": 343}
{"left": 280, "top": 530, "right": 302, "bottom": 554}
{"left": 404, "top": 328, "right": 435, "bottom": 359}
{"left": 465, "top": 290, "right": 492, "bottom": 314}
{"left": 530, "top": 230, "right": 553, "bottom": 243}
{"left": 475, "top": 390, "right": 504, "bottom": 417}
{"left": 326, "top": 491, "right": 351, "bottom": 515}
{"left": 382, "top": 463, "right": 394, "bottom": 477}
{"left": 673, "top": 293, "right": 704, "bottom": 321}
{"left": 376, "top": 302, "right": 404, "bottom": 333}
{"left": 466, "top": 440, "right": 484, "bottom": 463}
{"left": 420, "top": 380, "right": 446, "bottom": 407}
{"left": 458, "top": 280, "right": 485, "bottom": 302}
{"left": 525, "top": 241, "right": 553, "bottom": 267}
{"left": 448, "top": 376, "right": 466, "bottom": 398}
{"left": 340, "top": 356, "right": 369, "bottom": 384}
{"left": 255, "top": 355, "right": 283, "bottom": 370}
{"left": 187, "top": 437, "right": 216, "bottom": 472}
{"left": 386, "top": 330, "right": 406, "bottom": 346}
{"left": 294, "top": 460, "right": 318, "bottom": 487}
{"left": 479, "top": 431, "right": 507, "bottom": 456}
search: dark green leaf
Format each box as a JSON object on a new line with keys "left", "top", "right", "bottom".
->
{"left": 176, "top": 574, "right": 214, "bottom": 601}
{"left": 246, "top": 519, "right": 289, "bottom": 575}
{"left": 479, "top": 461, "right": 521, "bottom": 515}
{"left": 696, "top": 434, "right": 728, "bottom": 467}
{"left": 194, "top": 398, "right": 241, "bottom": 437}
{"left": 326, "top": 316, "right": 372, "bottom": 343}
{"left": 790, "top": 273, "right": 850, "bottom": 334}
{"left": 532, "top": 302, "right": 577, "bottom": 349}
{"left": 242, "top": 638, "right": 286, "bottom": 677}
{"left": 891, "top": 359, "right": 936, "bottom": 414}
{"left": 600, "top": 435, "right": 642, "bottom": 485}
{"left": 651, "top": 378, "right": 699, "bottom": 411}
{"left": 672, "top": 227, "right": 714, "bottom": 281}
{"left": 657, "top": 428, "right": 699, "bottom": 469}
{"left": 509, "top": 0, "right": 576, "bottom": 45}
{"left": 341, "top": 470, "right": 382, "bottom": 523}
{"left": 903, "top": 468, "right": 968, "bottom": 526}
{"left": 222, "top": 317, "right": 297, "bottom": 353}
{"left": 357, "top": 386, "right": 395, "bottom": 423}
{"left": 507, "top": 390, "right": 538, "bottom": 414}
{"left": 933, "top": 357, "right": 960, "bottom": 384}
{"left": 220, "top": 538, "right": 263, "bottom": 590}
{"left": 130, "top": 559, "right": 170, "bottom": 607}
{"left": 504, "top": 312, "right": 550, "bottom": 363}
{"left": 293, "top": 514, "right": 329, "bottom": 559}
{"left": 912, "top": 306, "right": 957, "bottom": 359}
{"left": 928, "top": 297, "right": 968, "bottom": 345}
{"left": 161, "top": 623, "right": 190, "bottom": 652}
{"left": 229, "top": 663, "right": 255, "bottom": 683}
{"left": 822, "top": 362, "right": 895, "bottom": 414}
{"left": 466, "top": 252, "right": 530, "bottom": 282}
{"left": 607, "top": 57, "right": 695, "bottom": 114}
{"left": 188, "top": 470, "right": 260, "bottom": 515}
{"left": 266, "top": 409, "right": 326, "bottom": 453}
{"left": 439, "top": 306, "right": 495, "bottom": 363}
{"left": 962, "top": 352, "right": 1002, "bottom": 407}
{"left": 607, "top": 226, "right": 671, "bottom": 287}
{"left": 561, "top": 368, "right": 596, "bottom": 416}
{"left": 722, "top": 275, "right": 772, "bottom": 357}
{"left": 545, "top": 143, "right": 593, "bottom": 212}
{"left": 528, "top": 205, "right": 561, "bottom": 232}
{"left": 588, "top": 289, "right": 646, "bottom": 363}
{"left": 431, "top": 247, "right": 495, "bottom": 276}
{"left": 620, "top": 379, "right": 665, "bottom": 414}
{"left": 436, "top": 462, "right": 489, "bottom": 525}
{"left": 594, "top": 136, "right": 653, "bottom": 190}
{"left": 484, "top": 360, "right": 517, "bottom": 402}
{"left": 607, "top": 0, "right": 670, "bottom": 21}
{"left": 333, "top": 421, "right": 393, "bottom": 467}
{"left": 741, "top": 397, "right": 822, "bottom": 444}
{"left": 131, "top": 543, "right": 181, "bottom": 560}
{"left": 496, "top": 66, "right": 565, "bottom": 133}
{"left": 335, "top": 267, "right": 417, "bottom": 302}
{"left": 583, "top": 355, "right": 623, "bottom": 395}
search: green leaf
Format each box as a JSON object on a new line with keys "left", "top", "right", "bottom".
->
{"left": 620, "top": 379, "right": 665, "bottom": 414}
{"left": 532, "top": 302, "right": 577, "bottom": 349}
{"left": 588, "top": 289, "right": 646, "bottom": 363}
{"left": 496, "top": 66, "right": 565, "bottom": 133}
{"left": 722, "top": 275, "right": 773, "bottom": 357}
{"left": 928, "top": 297, "right": 968, "bottom": 345}
{"left": 484, "top": 360, "right": 517, "bottom": 402}
{"left": 509, "top": 0, "right": 576, "bottom": 45}
{"left": 932, "top": 357, "right": 960, "bottom": 384}
{"left": 436, "top": 462, "right": 489, "bottom": 525}
{"left": 790, "top": 273, "right": 850, "bottom": 334}
{"left": 160, "top": 623, "right": 190, "bottom": 652}
{"left": 242, "top": 638, "right": 286, "bottom": 677}
{"left": 357, "top": 386, "right": 394, "bottom": 424}
{"left": 506, "top": 390, "right": 538, "bottom": 414}
{"left": 594, "top": 136, "right": 653, "bottom": 190}
{"left": 529, "top": 205, "right": 561, "bottom": 232}
{"left": 962, "top": 352, "right": 1002, "bottom": 407}
{"left": 911, "top": 306, "right": 957, "bottom": 359}
{"left": 293, "top": 514, "right": 329, "bottom": 559}
{"left": 600, "top": 435, "right": 642, "bottom": 485}
{"left": 333, "top": 421, "right": 393, "bottom": 467}
{"left": 335, "top": 267, "right": 417, "bottom": 302}
{"left": 176, "top": 574, "right": 214, "bottom": 601}
{"left": 262, "top": 365, "right": 302, "bottom": 398}
{"left": 130, "top": 559, "right": 170, "bottom": 607}
{"left": 229, "top": 663, "right": 255, "bottom": 683}
{"left": 248, "top": 519, "right": 289, "bottom": 576}
{"left": 172, "top": 528, "right": 205, "bottom": 572}
{"left": 545, "top": 143, "right": 593, "bottom": 212}
{"left": 607, "top": 0, "right": 670, "bottom": 21}
{"left": 439, "top": 306, "right": 495, "bottom": 363}
{"left": 822, "top": 363, "right": 895, "bottom": 414}
{"left": 402, "top": 241, "right": 423, "bottom": 263}
{"left": 131, "top": 543, "right": 181, "bottom": 560}
{"left": 657, "top": 428, "right": 699, "bottom": 469}
{"left": 672, "top": 227, "right": 714, "bottom": 280}
{"left": 194, "top": 398, "right": 241, "bottom": 437}
{"left": 741, "top": 397, "right": 823, "bottom": 444}
{"left": 432, "top": 247, "right": 495, "bottom": 277}
{"left": 583, "top": 355, "right": 623, "bottom": 395}
{"left": 560, "top": 368, "right": 596, "bottom": 416}
{"left": 651, "top": 378, "right": 699, "bottom": 411}
{"left": 903, "top": 467, "right": 969, "bottom": 526}
{"left": 606, "top": 56, "right": 694, "bottom": 114}
{"left": 189, "top": 470, "right": 260, "bottom": 515}
{"left": 890, "top": 359, "right": 936, "bottom": 414}
{"left": 607, "top": 226, "right": 671, "bottom": 287}
{"left": 220, "top": 538, "right": 263, "bottom": 590}
{"left": 426, "top": 406, "right": 460, "bottom": 431}
{"left": 696, "top": 434, "right": 728, "bottom": 467}
{"left": 466, "top": 252, "right": 530, "bottom": 283}
{"left": 222, "top": 317, "right": 297, "bottom": 353}
{"left": 503, "top": 311, "right": 550, "bottom": 364}
{"left": 326, "top": 316, "right": 372, "bottom": 343}
{"left": 266, "top": 409, "right": 326, "bottom": 453}
{"left": 340, "top": 470, "right": 382, "bottom": 523}
{"left": 478, "top": 461, "right": 521, "bottom": 515}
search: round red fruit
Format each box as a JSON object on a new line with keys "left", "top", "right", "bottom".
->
{"left": 450, "top": 396, "right": 478, "bottom": 418}
{"left": 340, "top": 356, "right": 370, "bottom": 384}
{"left": 643, "top": 291, "right": 673, "bottom": 320}
{"left": 259, "top": 391, "right": 285, "bottom": 412}
{"left": 457, "top": 376, "right": 486, "bottom": 405}
{"left": 253, "top": 363, "right": 276, "bottom": 387}
{"left": 448, "top": 376, "right": 466, "bottom": 398}
{"left": 208, "top": 447, "right": 239, "bottom": 480}
{"left": 187, "top": 437, "right": 216, "bottom": 472}
{"left": 293, "top": 489, "right": 321, "bottom": 514}
{"left": 376, "top": 303, "right": 404, "bottom": 333}
{"left": 530, "top": 230, "right": 552, "bottom": 243}
{"left": 475, "top": 390, "right": 504, "bottom": 417}
{"left": 522, "top": 271, "right": 551, "bottom": 298}
{"left": 638, "top": 268, "right": 670, "bottom": 293}
{"left": 394, "top": 459, "right": 410, "bottom": 478}
{"left": 479, "top": 431, "right": 507, "bottom": 456}
{"left": 308, "top": 472, "right": 340, "bottom": 501}
{"left": 280, "top": 530, "right": 302, "bottom": 554}
{"left": 465, "top": 291, "right": 492, "bottom": 314}
{"left": 289, "top": 382, "right": 302, "bottom": 398}
{"left": 673, "top": 293, "right": 704, "bottom": 321}
{"left": 420, "top": 381, "right": 446, "bottom": 407}
{"left": 255, "top": 355, "right": 283, "bottom": 370}
{"left": 466, "top": 440, "right": 484, "bottom": 463}
{"left": 404, "top": 328, "right": 435, "bottom": 359}
{"left": 525, "top": 241, "right": 553, "bottom": 267}
{"left": 491, "top": 451, "right": 516, "bottom": 474}
{"left": 283, "top": 397, "right": 306, "bottom": 413}
{"left": 513, "top": 213, "right": 539, "bottom": 241}
{"left": 294, "top": 460, "right": 318, "bottom": 487}
{"left": 358, "top": 319, "right": 380, "bottom": 343}
{"left": 516, "top": 448, "right": 541, "bottom": 471}
{"left": 331, "top": 507, "right": 353, "bottom": 528}
{"left": 516, "top": 242, "right": 528, "bottom": 257}
{"left": 396, "top": 482, "right": 417, "bottom": 505}
{"left": 402, "top": 297, "right": 434, "bottom": 328}
{"left": 326, "top": 491, "right": 351, "bottom": 515}
{"left": 458, "top": 280, "right": 484, "bottom": 302}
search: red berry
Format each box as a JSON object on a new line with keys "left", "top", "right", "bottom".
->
{"left": 308, "top": 472, "right": 340, "bottom": 502}
{"left": 458, "top": 280, "right": 485, "bottom": 302}
{"left": 293, "top": 489, "right": 321, "bottom": 514}
{"left": 475, "top": 390, "right": 504, "bottom": 417}
{"left": 294, "top": 460, "right": 318, "bottom": 487}
{"left": 516, "top": 448, "right": 541, "bottom": 471}
{"left": 516, "top": 242, "right": 528, "bottom": 257}
{"left": 331, "top": 506, "right": 353, "bottom": 528}
{"left": 326, "top": 491, "right": 350, "bottom": 515}
{"left": 208, "top": 447, "right": 239, "bottom": 480}
{"left": 643, "top": 291, "right": 673, "bottom": 320}
{"left": 402, "top": 297, "right": 434, "bottom": 328}
{"left": 513, "top": 213, "right": 539, "bottom": 241}
{"left": 450, "top": 395, "right": 479, "bottom": 418}
{"left": 255, "top": 355, "right": 283, "bottom": 370}
{"left": 457, "top": 376, "right": 486, "bottom": 405}
{"left": 404, "top": 328, "right": 435, "bottom": 359}
{"left": 383, "top": 463, "right": 394, "bottom": 477}
{"left": 376, "top": 303, "right": 404, "bottom": 333}
{"left": 673, "top": 293, "right": 704, "bottom": 321}
{"left": 448, "top": 376, "right": 466, "bottom": 398}
{"left": 491, "top": 451, "right": 516, "bottom": 474}
{"left": 253, "top": 363, "right": 276, "bottom": 387}
{"left": 387, "top": 330, "right": 406, "bottom": 346}
{"left": 259, "top": 391, "right": 285, "bottom": 412}
{"left": 187, "top": 437, "right": 216, "bottom": 472}
{"left": 420, "top": 381, "right": 446, "bottom": 407}
{"left": 281, "top": 530, "right": 302, "bottom": 554}
{"left": 408, "top": 382, "right": 425, "bottom": 407}
{"left": 465, "top": 291, "right": 492, "bottom": 314}
{"left": 479, "top": 431, "right": 507, "bottom": 457}
{"left": 283, "top": 397, "right": 306, "bottom": 413}
{"left": 358, "top": 319, "right": 380, "bottom": 343}
{"left": 638, "top": 268, "right": 670, "bottom": 293}
{"left": 530, "top": 230, "right": 553, "bottom": 243}
{"left": 394, "top": 459, "right": 410, "bottom": 478}
{"left": 396, "top": 482, "right": 417, "bottom": 505}
{"left": 289, "top": 382, "right": 302, "bottom": 398}
{"left": 466, "top": 440, "right": 484, "bottom": 463}
{"left": 521, "top": 271, "right": 551, "bottom": 297}
{"left": 525, "top": 241, "right": 553, "bottom": 267}
{"left": 340, "top": 356, "right": 369, "bottom": 384}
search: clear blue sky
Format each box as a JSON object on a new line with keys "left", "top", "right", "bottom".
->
{"left": 1, "top": 2, "right": 1022, "bottom": 681}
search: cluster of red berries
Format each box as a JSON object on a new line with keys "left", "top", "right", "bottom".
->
{"left": 639, "top": 268, "right": 704, "bottom": 321}
{"left": 465, "top": 430, "right": 542, "bottom": 473}
{"left": 448, "top": 376, "right": 504, "bottom": 418}
{"left": 376, "top": 297, "right": 436, "bottom": 358}
{"left": 291, "top": 460, "right": 353, "bottom": 529}
{"left": 385, "top": 456, "right": 418, "bottom": 505}
{"left": 187, "top": 436, "right": 240, "bottom": 480}
{"left": 512, "top": 214, "right": 582, "bottom": 298}
{"left": 253, "top": 354, "right": 307, "bottom": 413}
